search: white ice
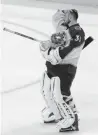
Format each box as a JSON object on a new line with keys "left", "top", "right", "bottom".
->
{"left": 1, "top": 4, "right": 98, "bottom": 135}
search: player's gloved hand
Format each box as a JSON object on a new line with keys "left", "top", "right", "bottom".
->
{"left": 40, "top": 40, "right": 53, "bottom": 51}
{"left": 52, "top": 10, "right": 66, "bottom": 29}
{"left": 51, "top": 32, "right": 67, "bottom": 48}
{"left": 40, "top": 39, "right": 62, "bottom": 65}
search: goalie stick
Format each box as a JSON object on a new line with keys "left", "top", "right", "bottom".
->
{"left": 3, "top": 27, "right": 42, "bottom": 43}
{"left": 3, "top": 27, "right": 94, "bottom": 49}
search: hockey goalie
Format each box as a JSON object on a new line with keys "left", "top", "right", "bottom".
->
{"left": 39, "top": 9, "right": 85, "bottom": 132}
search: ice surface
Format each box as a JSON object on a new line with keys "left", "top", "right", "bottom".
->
{"left": 2, "top": 74, "right": 98, "bottom": 135}
{"left": 1, "top": 4, "right": 98, "bottom": 135}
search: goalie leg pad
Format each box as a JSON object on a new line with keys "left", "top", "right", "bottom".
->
{"left": 40, "top": 71, "right": 55, "bottom": 122}
{"left": 51, "top": 77, "right": 74, "bottom": 118}
{"left": 51, "top": 77, "right": 75, "bottom": 129}
{"left": 59, "top": 114, "right": 79, "bottom": 132}
{"left": 40, "top": 72, "right": 61, "bottom": 122}
{"left": 40, "top": 71, "right": 51, "bottom": 107}
{"left": 41, "top": 107, "right": 56, "bottom": 123}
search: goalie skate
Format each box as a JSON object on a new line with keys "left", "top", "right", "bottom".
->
{"left": 41, "top": 107, "right": 56, "bottom": 123}
{"left": 58, "top": 114, "right": 79, "bottom": 132}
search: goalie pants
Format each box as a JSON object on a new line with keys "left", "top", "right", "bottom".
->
{"left": 46, "top": 62, "right": 77, "bottom": 96}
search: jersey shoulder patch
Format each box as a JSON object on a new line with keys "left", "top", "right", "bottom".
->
{"left": 69, "top": 24, "right": 85, "bottom": 38}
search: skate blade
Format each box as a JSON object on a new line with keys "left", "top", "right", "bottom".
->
{"left": 59, "top": 127, "right": 79, "bottom": 132}
{"left": 44, "top": 120, "right": 57, "bottom": 124}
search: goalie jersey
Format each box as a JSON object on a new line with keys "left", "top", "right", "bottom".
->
{"left": 46, "top": 23, "right": 85, "bottom": 69}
